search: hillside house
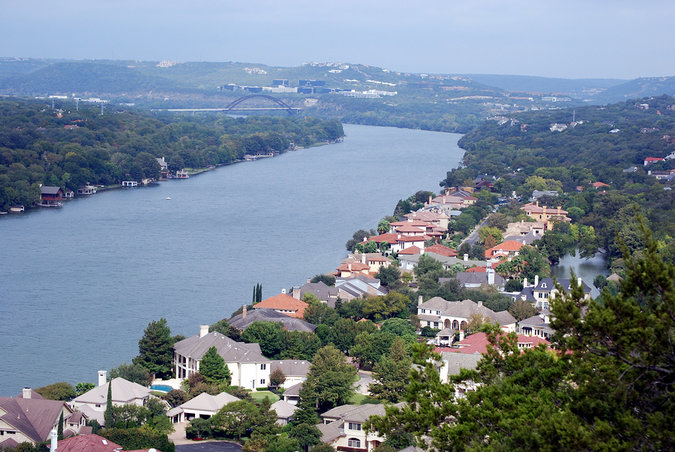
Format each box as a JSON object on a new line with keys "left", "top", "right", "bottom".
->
{"left": 417, "top": 297, "right": 516, "bottom": 332}
{"left": 173, "top": 325, "right": 270, "bottom": 390}
{"left": 254, "top": 293, "right": 308, "bottom": 318}
{"left": 317, "top": 404, "right": 402, "bottom": 451}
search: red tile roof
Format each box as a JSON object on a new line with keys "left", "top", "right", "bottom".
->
{"left": 57, "top": 434, "right": 123, "bottom": 452}
{"left": 425, "top": 244, "right": 457, "bottom": 257}
{"left": 451, "top": 332, "right": 550, "bottom": 355}
{"left": 592, "top": 182, "right": 609, "bottom": 188}
{"left": 398, "top": 235, "right": 427, "bottom": 242}
{"left": 398, "top": 246, "right": 422, "bottom": 255}
{"left": 254, "top": 294, "right": 309, "bottom": 318}
{"left": 485, "top": 240, "right": 525, "bottom": 258}
{"left": 367, "top": 233, "right": 399, "bottom": 244}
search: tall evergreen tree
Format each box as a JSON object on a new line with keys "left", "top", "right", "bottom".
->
{"left": 57, "top": 411, "right": 64, "bottom": 440}
{"left": 370, "top": 337, "right": 413, "bottom": 403}
{"left": 199, "top": 346, "right": 231, "bottom": 385}
{"left": 133, "top": 318, "right": 173, "bottom": 378}
{"left": 104, "top": 382, "right": 113, "bottom": 427}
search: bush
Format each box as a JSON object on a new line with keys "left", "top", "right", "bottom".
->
{"left": 101, "top": 427, "right": 175, "bottom": 452}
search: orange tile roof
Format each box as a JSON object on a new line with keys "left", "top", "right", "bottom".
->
{"left": 254, "top": 294, "right": 308, "bottom": 318}
{"left": 591, "top": 181, "right": 609, "bottom": 188}
{"left": 485, "top": 240, "right": 526, "bottom": 258}
{"left": 337, "top": 262, "right": 370, "bottom": 272}
{"left": 398, "top": 246, "right": 422, "bottom": 255}
{"left": 398, "top": 235, "right": 428, "bottom": 242}
{"left": 425, "top": 244, "right": 457, "bottom": 257}
{"left": 368, "top": 233, "right": 399, "bottom": 244}
{"left": 452, "top": 332, "right": 550, "bottom": 354}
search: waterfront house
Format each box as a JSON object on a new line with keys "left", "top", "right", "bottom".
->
{"left": 173, "top": 325, "right": 270, "bottom": 390}
{"left": 417, "top": 297, "right": 516, "bottom": 332}
{"left": 336, "top": 261, "right": 371, "bottom": 278}
{"left": 292, "top": 281, "right": 340, "bottom": 306}
{"left": 528, "top": 277, "right": 592, "bottom": 310}
{"left": 518, "top": 311, "right": 555, "bottom": 340}
{"left": 228, "top": 306, "right": 316, "bottom": 332}
{"left": 254, "top": 292, "right": 309, "bottom": 318}
{"left": 0, "top": 388, "right": 76, "bottom": 447}
{"left": 484, "top": 240, "right": 526, "bottom": 260}
{"left": 70, "top": 371, "right": 151, "bottom": 425}
{"left": 40, "top": 185, "right": 64, "bottom": 206}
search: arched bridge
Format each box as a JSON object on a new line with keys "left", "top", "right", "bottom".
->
{"left": 224, "top": 95, "right": 298, "bottom": 114}
{"left": 158, "top": 95, "right": 300, "bottom": 115}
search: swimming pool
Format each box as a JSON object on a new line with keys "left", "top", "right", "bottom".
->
{"left": 150, "top": 384, "right": 173, "bottom": 392}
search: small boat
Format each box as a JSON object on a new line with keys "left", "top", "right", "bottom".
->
{"left": 166, "top": 197, "right": 172, "bottom": 200}
{"left": 10, "top": 205, "right": 25, "bottom": 213}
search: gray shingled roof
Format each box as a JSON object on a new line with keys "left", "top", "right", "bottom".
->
{"left": 320, "top": 403, "right": 391, "bottom": 423}
{"left": 72, "top": 378, "right": 150, "bottom": 406}
{"left": 297, "top": 281, "right": 338, "bottom": 302}
{"left": 283, "top": 382, "right": 303, "bottom": 397}
{"left": 271, "top": 399, "right": 297, "bottom": 419}
{"left": 174, "top": 331, "right": 268, "bottom": 363}
{"left": 455, "top": 272, "right": 506, "bottom": 287}
{"left": 317, "top": 420, "right": 344, "bottom": 443}
{"left": 40, "top": 185, "right": 62, "bottom": 195}
{"left": 440, "top": 351, "right": 482, "bottom": 376}
{"left": 419, "top": 298, "right": 516, "bottom": 326}
{"left": 179, "top": 391, "right": 239, "bottom": 412}
{"left": 271, "top": 360, "right": 311, "bottom": 377}
{"left": 228, "top": 308, "right": 316, "bottom": 332}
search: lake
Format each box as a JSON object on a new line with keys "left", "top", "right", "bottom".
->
{"left": 0, "top": 124, "right": 465, "bottom": 395}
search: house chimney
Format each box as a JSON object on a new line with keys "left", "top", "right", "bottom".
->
{"left": 477, "top": 301, "right": 483, "bottom": 307}
{"left": 199, "top": 324, "right": 209, "bottom": 338}
{"left": 98, "top": 370, "right": 107, "bottom": 387}
{"left": 418, "top": 295, "right": 423, "bottom": 307}
{"left": 23, "top": 387, "right": 31, "bottom": 399}
{"left": 50, "top": 428, "right": 58, "bottom": 452}
{"left": 282, "top": 288, "right": 286, "bottom": 294}
{"left": 463, "top": 253, "right": 468, "bottom": 261}
{"left": 487, "top": 268, "right": 495, "bottom": 286}
{"left": 242, "top": 305, "right": 247, "bottom": 319}
{"left": 523, "top": 277, "right": 528, "bottom": 288}
{"left": 361, "top": 254, "right": 366, "bottom": 264}
{"left": 534, "top": 275, "right": 539, "bottom": 287}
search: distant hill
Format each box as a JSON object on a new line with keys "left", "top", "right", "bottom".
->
{"left": 1, "top": 58, "right": 674, "bottom": 133}
{"left": 592, "top": 76, "right": 675, "bottom": 103}
{"left": 0, "top": 61, "right": 187, "bottom": 95}
{"left": 463, "top": 74, "right": 625, "bottom": 97}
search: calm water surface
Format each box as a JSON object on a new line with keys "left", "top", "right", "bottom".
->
{"left": 0, "top": 124, "right": 464, "bottom": 395}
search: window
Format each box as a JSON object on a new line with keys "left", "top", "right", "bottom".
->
{"left": 542, "top": 283, "right": 547, "bottom": 288}
{"left": 348, "top": 422, "right": 362, "bottom": 431}
{"left": 348, "top": 438, "right": 361, "bottom": 448}
{"left": 260, "top": 379, "right": 266, "bottom": 385}
{"left": 261, "top": 364, "right": 267, "bottom": 370}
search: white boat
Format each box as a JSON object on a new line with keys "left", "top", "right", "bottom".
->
{"left": 9, "top": 205, "right": 25, "bottom": 213}
{"left": 166, "top": 197, "right": 172, "bottom": 200}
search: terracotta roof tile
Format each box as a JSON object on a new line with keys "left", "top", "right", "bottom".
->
{"left": 255, "top": 294, "right": 309, "bottom": 318}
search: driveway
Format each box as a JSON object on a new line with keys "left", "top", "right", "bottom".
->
{"left": 356, "top": 371, "right": 373, "bottom": 395}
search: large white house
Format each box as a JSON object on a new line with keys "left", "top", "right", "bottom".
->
{"left": 173, "top": 325, "right": 270, "bottom": 390}
{"left": 417, "top": 297, "right": 517, "bottom": 332}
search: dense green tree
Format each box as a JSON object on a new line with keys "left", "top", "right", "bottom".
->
{"left": 508, "top": 298, "right": 538, "bottom": 321}
{"left": 34, "top": 382, "right": 75, "bottom": 401}
{"left": 289, "top": 423, "right": 322, "bottom": 452}
{"left": 164, "top": 389, "right": 188, "bottom": 408}
{"left": 369, "top": 225, "right": 674, "bottom": 450}
{"left": 199, "top": 346, "right": 231, "bottom": 385}
{"left": 74, "top": 382, "right": 95, "bottom": 396}
{"left": 209, "top": 319, "right": 242, "bottom": 341}
{"left": 376, "top": 265, "right": 401, "bottom": 288}
{"left": 296, "top": 345, "right": 357, "bottom": 418}
{"left": 133, "top": 318, "right": 173, "bottom": 378}
{"left": 109, "top": 363, "right": 152, "bottom": 386}
{"left": 310, "top": 274, "right": 336, "bottom": 286}
{"left": 303, "top": 302, "right": 339, "bottom": 326}
{"left": 241, "top": 321, "right": 284, "bottom": 358}
{"left": 369, "top": 338, "right": 413, "bottom": 402}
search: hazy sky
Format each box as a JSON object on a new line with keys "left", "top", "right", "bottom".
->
{"left": 2, "top": 0, "right": 674, "bottom": 79}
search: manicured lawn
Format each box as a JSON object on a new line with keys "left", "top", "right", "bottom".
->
{"left": 349, "top": 393, "right": 381, "bottom": 405}
{"left": 250, "top": 390, "right": 279, "bottom": 403}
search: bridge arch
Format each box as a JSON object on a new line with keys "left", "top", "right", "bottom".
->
{"left": 224, "top": 95, "right": 297, "bottom": 114}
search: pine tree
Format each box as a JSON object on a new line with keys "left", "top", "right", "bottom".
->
{"left": 370, "top": 338, "right": 412, "bottom": 403}
{"left": 103, "top": 381, "right": 113, "bottom": 427}
{"left": 133, "top": 318, "right": 173, "bottom": 379}
{"left": 57, "top": 411, "right": 64, "bottom": 440}
{"left": 199, "top": 346, "right": 231, "bottom": 385}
